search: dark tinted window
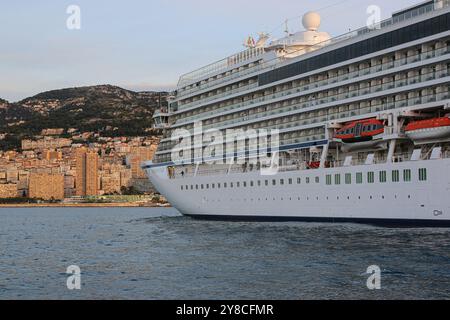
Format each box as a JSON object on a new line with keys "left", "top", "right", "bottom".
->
{"left": 259, "top": 13, "right": 450, "bottom": 85}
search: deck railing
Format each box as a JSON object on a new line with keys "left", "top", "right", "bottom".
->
{"left": 168, "top": 149, "right": 450, "bottom": 180}
{"left": 176, "top": 1, "right": 450, "bottom": 103}
{"left": 174, "top": 45, "right": 450, "bottom": 123}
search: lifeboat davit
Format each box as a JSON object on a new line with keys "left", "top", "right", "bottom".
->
{"left": 406, "top": 117, "right": 450, "bottom": 141}
{"left": 335, "top": 119, "right": 385, "bottom": 143}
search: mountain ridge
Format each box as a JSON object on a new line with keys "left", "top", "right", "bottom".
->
{"left": 0, "top": 85, "right": 169, "bottom": 150}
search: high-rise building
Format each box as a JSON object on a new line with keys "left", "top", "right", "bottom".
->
{"left": 45, "top": 150, "right": 63, "bottom": 162}
{"left": 129, "top": 146, "right": 157, "bottom": 179}
{"left": 76, "top": 148, "right": 99, "bottom": 196}
{"left": 29, "top": 173, "right": 64, "bottom": 200}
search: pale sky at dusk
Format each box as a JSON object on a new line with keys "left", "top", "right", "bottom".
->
{"left": 1, "top": 0, "right": 422, "bottom": 101}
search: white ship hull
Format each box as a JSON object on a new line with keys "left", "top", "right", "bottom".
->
{"left": 147, "top": 3, "right": 450, "bottom": 227}
{"left": 406, "top": 126, "right": 450, "bottom": 141}
{"left": 145, "top": 158, "right": 450, "bottom": 226}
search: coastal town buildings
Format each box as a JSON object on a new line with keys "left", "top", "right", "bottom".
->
{"left": 21, "top": 137, "right": 72, "bottom": 151}
{"left": 0, "top": 135, "right": 160, "bottom": 201}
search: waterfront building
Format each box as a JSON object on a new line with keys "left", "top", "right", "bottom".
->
{"left": 0, "top": 183, "right": 18, "bottom": 198}
{"left": 29, "top": 173, "right": 65, "bottom": 200}
{"left": 75, "top": 148, "right": 99, "bottom": 196}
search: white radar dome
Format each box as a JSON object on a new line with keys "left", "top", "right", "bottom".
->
{"left": 302, "top": 11, "right": 321, "bottom": 31}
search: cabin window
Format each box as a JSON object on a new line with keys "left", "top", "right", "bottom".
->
{"left": 356, "top": 172, "right": 363, "bottom": 184}
{"left": 250, "top": 181, "right": 254, "bottom": 187}
{"left": 265, "top": 180, "right": 269, "bottom": 186}
{"left": 368, "top": 172, "right": 375, "bottom": 184}
{"left": 345, "top": 173, "right": 352, "bottom": 184}
{"left": 196, "top": 185, "right": 199, "bottom": 190}
{"left": 206, "top": 184, "right": 209, "bottom": 189}
{"left": 230, "top": 182, "right": 234, "bottom": 188}
{"left": 297, "top": 178, "right": 301, "bottom": 184}
{"left": 315, "top": 177, "right": 320, "bottom": 184}
{"left": 280, "top": 179, "right": 285, "bottom": 185}
{"left": 379, "top": 171, "right": 387, "bottom": 183}
{"left": 218, "top": 183, "right": 221, "bottom": 189}
{"left": 181, "top": 186, "right": 183, "bottom": 190}
{"left": 419, "top": 168, "right": 427, "bottom": 181}
{"left": 335, "top": 174, "right": 341, "bottom": 185}
{"left": 326, "top": 175, "right": 332, "bottom": 185}
{"left": 201, "top": 184, "right": 204, "bottom": 189}
{"left": 306, "top": 177, "right": 310, "bottom": 184}
{"left": 224, "top": 183, "right": 227, "bottom": 188}
{"left": 403, "top": 169, "right": 412, "bottom": 182}
{"left": 272, "top": 180, "right": 277, "bottom": 186}
{"left": 191, "top": 185, "right": 194, "bottom": 190}
{"left": 289, "top": 178, "right": 293, "bottom": 185}
{"left": 236, "top": 182, "right": 240, "bottom": 188}
{"left": 392, "top": 170, "right": 400, "bottom": 182}
{"left": 258, "top": 180, "right": 262, "bottom": 186}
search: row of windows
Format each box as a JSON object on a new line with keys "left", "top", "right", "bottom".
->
{"left": 180, "top": 168, "right": 428, "bottom": 191}
{"left": 259, "top": 12, "right": 450, "bottom": 85}
{"left": 206, "top": 194, "right": 414, "bottom": 202}
{"left": 175, "top": 41, "right": 447, "bottom": 126}
{"left": 181, "top": 176, "right": 321, "bottom": 191}
{"left": 325, "top": 168, "right": 426, "bottom": 185}
{"left": 340, "top": 124, "right": 383, "bottom": 135}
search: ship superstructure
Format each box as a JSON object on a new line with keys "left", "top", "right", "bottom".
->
{"left": 146, "top": 0, "right": 450, "bottom": 226}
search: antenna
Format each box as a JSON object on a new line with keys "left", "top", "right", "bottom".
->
{"left": 284, "top": 19, "right": 289, "bottom": 36}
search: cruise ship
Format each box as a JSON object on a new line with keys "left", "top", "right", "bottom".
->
{"left": 145, "top": 0, "right": 450, "bottom": 226}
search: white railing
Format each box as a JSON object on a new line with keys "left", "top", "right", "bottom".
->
{"left": 175, "top": 0, "right": 450, "bottom": 101}
{"left": 168, "top": 149, "right": 450, "bottom": 180}
{"left": 174, "top": 46, "right": 450, "bottom": 124}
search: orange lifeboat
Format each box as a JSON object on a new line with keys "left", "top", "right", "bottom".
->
{"left": 335, "top": 119, "right": 385, "bottom": 143}
{"left": 406, "top": 117, "right": 450, "bottom": 141}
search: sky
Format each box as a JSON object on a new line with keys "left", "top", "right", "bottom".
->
{"left": 0, "top": 0, "right": 423, "bottom": 102}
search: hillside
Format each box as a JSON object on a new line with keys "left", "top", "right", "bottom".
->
{"left": 0, "top": 85, "right": 169, "bottom": 140}
{"left": 0, "top": 98, "right": 9, "bottom": 108}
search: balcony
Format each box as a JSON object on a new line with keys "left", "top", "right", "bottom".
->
{"left": 173, "top": 45, "right": 450, "bottom": 127}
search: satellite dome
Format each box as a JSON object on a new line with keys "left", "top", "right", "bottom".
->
{"left": 302, "top": 12, "right": 321, "bottom": 31}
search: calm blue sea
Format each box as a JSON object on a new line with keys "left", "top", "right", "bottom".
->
{"left": 0, "top": 207, "right": 449, "bottom": 300}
